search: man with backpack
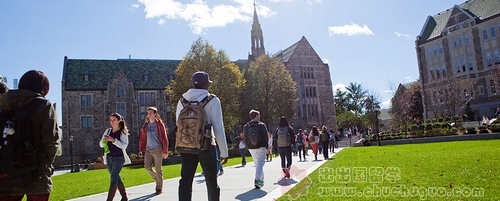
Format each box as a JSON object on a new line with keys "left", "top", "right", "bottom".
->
{"left": 296, "top": 129, "right": 306, "bottom": 161}
{"left": 0, "top": 70, "right": 59, "bottom": 201}
{"left": 243, "top": 109, "right": 269, "bottom": 189}
{"left": 320, "top": 126, "right": 330, "bottom": 160}
{"left": 175, "top": 71, "right": 228, "bottom": 201}
{"left": 274, "top": 117, "right": 295, "bottom": 178}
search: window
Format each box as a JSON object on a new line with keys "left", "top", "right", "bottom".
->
{"left": 81, "top": 116, "right": 92, "bottom": 128}
{"left": 439, "top": 44, "right": 443, "bottom": 54}
{"left": 494, "top": 50, "right": 500, "bottom": 63}
{"left": 80, "top": 95, "right": 91, "bottom": 107}
{"left": 468, "top": 57, "right": 473, "bottom": 70}
{"left": 453, "top": 37, "right": 457, "bottom": 48}
{"left": 478, "top": 86, "right": 484, "bottom": 95}
{"left": 436, "top": 67, "right": 441, "bottom": 79}
{"left": 458, "top": 35, "right": 462, "bottom": 46}
{"left": 441, "top": 65, "right": 446, "bottom": 78}
{"left": 491, "top": 79, "right": 497, "bottom": 94}
{"left": 116, "top": 84, "right": 125, "bottom": 95}
{"left": 140, "top": 113, "right": 146, "bottom": 121}
{"left": 483, "top": 29, "right": 488, "bottom": 40}
{"left": 143, "top": 74, "right": 149, "bottom": 81}
{"left": 430, "top": 68, "right": 435, "bottom": 80}
{"left": 456, "top": 60, "right": 461, "bottom": 73}
{"left": 433, "top": 46, "right": 437, "bottom": 56}
{"left": 462, "top": 58, "right": 466, "bottom": 72}
{"left": 486, "top": 52, "right": 492, "bottom": 65}
{"left": 139, "top": 92, "right": 156, "bottom": 106}
{"left": 117, "top": 103, "right": 126, "bottom": 118}
{"left": 83, "top": 74, "right": 89, "bottom": 81}
{"left": 465, "top": 33, "right": 470, "bottom": 45}
{"left": 491, "top": 26, "right": 497, "bottom": 37}
{"left": 428, "top": 48, "right": 432, "bottom": 58}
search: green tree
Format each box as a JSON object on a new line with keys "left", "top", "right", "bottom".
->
{"left": 334, "top": 89, "right": 349, "bottom": 115}
{"left": 167, "top": 38, "right": 244, "bottom": 133}
{"left": 346, "top": 82, "right": 367, "bottom": 114}
{"left": 241, "top": 55, "right": 297, "bottom": 126}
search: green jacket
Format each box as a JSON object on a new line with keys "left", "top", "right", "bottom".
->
{"left": 0, "top": 89, "right": 59, "bottom": 195}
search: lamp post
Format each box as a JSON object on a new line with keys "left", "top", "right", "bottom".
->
{"left": 70, "top": 135, "right": 74, "bottom": 172}
{"left": 374, "top": 109, "right": 381, "bottom": 146}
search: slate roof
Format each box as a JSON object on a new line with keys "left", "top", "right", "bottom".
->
{"left": 62, "top": 57, "right": 181, "bottom": 90}
{"left": 273, "top": 36, "right": 318, "bottom": 63}
{"left": 419, "top": 0, "right": 500, "bottom": 42}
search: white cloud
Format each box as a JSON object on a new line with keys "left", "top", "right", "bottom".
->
{"left": 332, "top": 83, "right": 347, "bottom": 91}
{"left": 306, "top": 0, "right": 322, "bottom": 4}
{"left": 327, "top": 23, "right": 374, "bottom": 36}
{"left": 394, "top": 31, "right": 411, "bottom": 38}
{"left": 269, "top": 0, "right": 293, "bottom": 2}
{"left": 321, "top": 58, "right": 329, "bottom": 63}
{"left": 137, "top": 0, "right": 275, "bottom": 34}
{"left": 131, "top": 3, "right": 140, "bottom": 8}
{"left": 403, "top": 76, "right": 416, "bottom": 83}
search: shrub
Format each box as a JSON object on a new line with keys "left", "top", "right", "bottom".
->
{"left": 432, "top": 123, "right": 441, "bottom": 129}
{"left": 129, "top": 153, "right": 138, "bottom": 160}
{"left": 458, "top": 126, "right": 466, "bottom": 134}
{"left": 478, "top": 125, "right": 488, "bottom": 133}
{"left": 410, "top": 124, "right": 419, "bottom": 131}
{"left": 424, "top": 124, "right": 433, "bottom": 131}
{"left": 450, "top": 127, "right": 458, "bottom": 135}
{"left": 95, "top": 157, "right": 103, "bottom": 163}
{"left": 466, "top": 126, "right": 476, "bottom": 134}
{"left": 489, "top": 124, "right": 500, "bottom": 132}
{"left": 444, "top": 116, "right": 451, "bottom": 122}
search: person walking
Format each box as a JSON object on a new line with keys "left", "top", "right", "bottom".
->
{"left": 100, "top": 113, "right": 131, "bottom": 201}
{"left": 233, "top": 133, "right": 247, "bottom": 166}
{"left": 328, "top": 129, "right": 336, "bottom": 153}
{"left": 0, "top": 70, "right": 59, "bottom": 201}
{"left": 274, "top": 117, "right": 295, "bottom": 178}
{"left": 320, "top": 126, "right": 330, "bottom": 160}
{"left": 139, "top": 107, "right": 169, "bottom": 195}
{"left": 176, "top": 71, "right": 228, "bottom": 201}
{"left": 243, "top": 109, "right": 269, "bottom": 189}
{"left": 296, "top": 129, "right": 307, "bottom": 161}
{"left": 308, "top": 126, "right": 320, "bottom": 161}
{"left": 266, "top": 132, "right": 273, "bottom": 161}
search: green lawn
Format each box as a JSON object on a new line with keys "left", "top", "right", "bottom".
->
{"left": 279, "top": 140, "right": 500, "bottom": 201}
{"left": 50, "top": 156, "right": 253, "bottom": 201}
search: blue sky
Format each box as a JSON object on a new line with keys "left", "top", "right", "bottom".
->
{"left": 1, "top": 0, "right": 465, "bottom": 117}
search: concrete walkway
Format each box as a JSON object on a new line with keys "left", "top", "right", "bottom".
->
{"left": 68, "top": 148, "right": 345, "bottom": 201}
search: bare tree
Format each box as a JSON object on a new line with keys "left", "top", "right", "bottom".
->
{"left": 428, "top": 76, "right": 474, "bottom": 118}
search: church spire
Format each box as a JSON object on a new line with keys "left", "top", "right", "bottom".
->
{"left": 250, "top": 0, "right": 265, "bottom": 61}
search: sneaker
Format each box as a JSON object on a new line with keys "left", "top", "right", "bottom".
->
{"left": 155, "top": 189, "right": 162, "bottom": 195}
{"left": 218, "top": 171, "right": 224, "bottom": 176}
{"left": 254, "top": 180, "right": 264, "bottom": 189}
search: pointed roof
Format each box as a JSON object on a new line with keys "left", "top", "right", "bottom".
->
{"left": 274, "top": 36, "right": 322, "bottom": 63}
{"left": 418, "top": 0, "right": 500, "bottom": 42}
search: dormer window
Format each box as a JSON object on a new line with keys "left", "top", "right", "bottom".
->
{"left": 83, "top": 71, "right": 89, "bottom": 81}
{"left": 143, "top": 71, "right": 149, "bottom": 81}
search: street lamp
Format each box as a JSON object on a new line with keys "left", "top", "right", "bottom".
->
{"left": 70, "top": 135, "right": 74, "bottom": 172}
{"left": 374, "top": 109, "right": 381, "bottom": 146}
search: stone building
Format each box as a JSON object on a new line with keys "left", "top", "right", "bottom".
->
{"left": 416, "top": 0, "right": 500, "bottom": 120}
{"left": 245, "top": 4, "right": 337, "bottom": 131}
{"left": 58, "top": 56, "right": 180, "bottom": 166}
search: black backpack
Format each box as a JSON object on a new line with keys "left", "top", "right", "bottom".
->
{"left": 244, "top": 122, "right": 262, "bottom": 149}
{"left": 0, "top": 97, "right": 46, "bottom": 186}
{"left": 296, "top": 134, "right": 304, "bottom": 146}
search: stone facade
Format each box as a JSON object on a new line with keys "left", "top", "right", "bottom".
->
{"left": 416, "top": 0, "right": 500, "bottom": 121}
{"left": 58, "top": 57, "right": 179, "bottom": 167}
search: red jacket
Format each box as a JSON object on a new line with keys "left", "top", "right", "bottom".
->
{"left": 139, "top": 119, "right": 169, "bottom": 155}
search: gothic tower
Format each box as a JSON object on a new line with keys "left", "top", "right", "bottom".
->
{"left": 249, "top": 2, "right": 265, "bottom": 61}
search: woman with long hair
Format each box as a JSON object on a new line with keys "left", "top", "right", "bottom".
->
{"left": 100, "top": 113, "right": 131, "bottom": 201}
{"left": 308, "top": 126, "right": 320, "bottom": 161}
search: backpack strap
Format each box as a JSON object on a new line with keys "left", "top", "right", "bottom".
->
{"left": 180, "top": 94, "right": 214, "bottom": 108}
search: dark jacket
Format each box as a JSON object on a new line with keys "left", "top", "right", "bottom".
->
{"left": 0, "top": 89, "right": 59, "bottom": 194}
{"left": 243, "top": 120, "right": 269, "bottom": 149}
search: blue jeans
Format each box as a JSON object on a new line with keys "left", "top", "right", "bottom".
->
{"left": 179, "top": 145, "right": 219, "bottom": 201}
{"left": 278, "top": 146, "right": 292, "bottom": 169}
{"left": 239, "top": 148, "right": 247, "bottom": 165}
{"left": 106, "top": 156, "right": 125, "bottom": 185}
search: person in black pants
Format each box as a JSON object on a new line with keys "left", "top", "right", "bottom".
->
{"left": 320, "top": 126, "right": 330, "bottom": 160}
{"left": 296, "top": 129, "right": 307, "bottom": 161}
